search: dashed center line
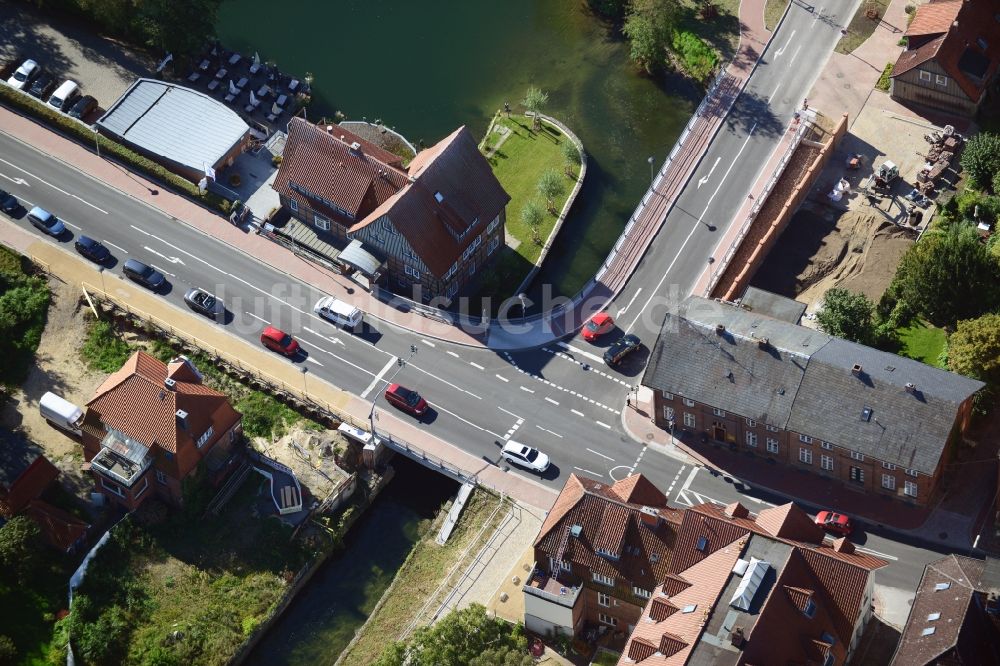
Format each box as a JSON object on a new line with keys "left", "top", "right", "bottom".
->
{"left": 446, "top": 351, "right": 460, "bottom": 358}
{"left": 574, "top": 466, "right": 603, "bottom": 477}
{"left": 495, "top": 374, "right": 509, "bottom": 382}
{"left": 420, "top": 339, "right": 436, "bottom": 348}
{"left": 596, "top": 421, "right": 611, "bottom": 429}
{"left": 571, "top": 409, "right": 585, "bottom": 417}
{"left": 536, "top": 425, "right": 564, "bottom": 438}
{"left": 520, "top": 386, "right": 535, "bottom": 393}
{"left": 544, "top": 397, "right": 559, "bottom": 405}
{"left": 587, "top": 448, "right": 615, "bottom": 461}
{"left": 470, "top": 362, "right": 485, "bottom": 370}
{"left": 502, "top": 352, "right": 622, "bottom": 415}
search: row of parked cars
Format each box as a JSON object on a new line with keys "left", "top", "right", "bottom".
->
{"left": 6, "top": 59, "right": 98, "bottom": 119}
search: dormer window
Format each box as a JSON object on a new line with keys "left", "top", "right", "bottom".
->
{"left": 434, "top": 191, "right": 444, "bottom": 203}
{"left": 803, "top": 598, "right": 816, "bottom": 618}
{"left": 596, "top": 547, "right": 620, "bottom": 561}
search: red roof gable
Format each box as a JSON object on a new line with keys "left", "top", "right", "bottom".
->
{"left": 25, "top": 499, "right": 89, "bottom": 552}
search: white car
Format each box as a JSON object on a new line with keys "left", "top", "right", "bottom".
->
{"left": 501, "top": 441, "right": 550, "bottom": 473}
{"left": 7, "top": 59, "right": 39, "bottom": 90}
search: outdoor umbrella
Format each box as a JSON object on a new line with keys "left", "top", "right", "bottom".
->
{"left": 229, "top": 80, "right": 239, "bottom": 95}
{"left": 249, "top": 90, "right": 258, "bottom": 106}
{"left": 253, "top": 52, "right": 261, "bottom": 67}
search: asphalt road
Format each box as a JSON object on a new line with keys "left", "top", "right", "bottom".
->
{"left": 0, "top": 0, "right": 938, "bottom": 595}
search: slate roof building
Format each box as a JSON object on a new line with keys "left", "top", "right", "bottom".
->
{"left": 272, "top": 118, "right": 509, "bottom": 300}
{"left": 889, "top": 0, "right": 1000, "bottom": 116}
{"left": 891, "top": 555, "right": 1000, "bottom": 665}
{"left": 641, "top": 294, "right": 983, "bottom": 507}
{"left": 80, "top": 352, "right": 243, "bottom": 511}
{"left": 96, "top": 78, "right": 250, "bottom": 182}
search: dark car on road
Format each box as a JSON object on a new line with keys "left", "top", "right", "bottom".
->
{"left": 184, "top": 287, "right": 226, "bottom": 320}
{"left": 122, "top": 258, "right": 165, "bottom": 291}
{"left": 384, "top": 383, "right": 428, "bottom": 417}
{"left": 27, "top": 206, "right": 65, "bottom": 237}
{"left": 0, "top": 190, "right": 18, "bottom": 214}
{"left": 68, "top": 95, "right": 98, "bottom": 120}
{"left": 603, "top": 334, "right": 641, "bottom": 367}
{"left": 28, "top": 73, "right": 55, "bottom": 100}
{"left": 74, "top": 235, "right": 111, "bottom": 264}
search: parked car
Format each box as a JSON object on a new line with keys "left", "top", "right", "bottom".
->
{"left": 815, "top": 511, "right": 852, "bottom": 536}
{"left": 384, "top": 383, "right": 428, "bottom": 417}
{"left": 26, "top": 206, "right": 65, "bottom": 237}
{"left": 46, "top": 79, "right": 79, "bottom": 112}
{"left": 74, "top": 235, "right": 111, "bottom": 264}
{"left": 184, "top": 287, "right": 225, "bottom": 319}
{"left": 313, "top": 296, "right": 363, "bottom": 330}
{"left": 68, "top": 95, "right": 98, "bottom": 120}
{"left": 27, "top": 73, "right": 55, "bottom": 99}
{"left": 7, "top": 59, "right": 40, "bottom": 91}
{"left": 0, "top": 189, "right": 18, "bottom": 214}
{"left": 260, "top": 326, "right": 300, "bottom": 356}
{"left": 122, "top": 258, "right": 165, "bottom": 291}
{"left": 501, "top": 441, "right": 551, "bottom": 474}
{"left": 582, "top": 312, "right": 615, "bottom": 342}
{"left": 603, "top": 334, "right": 641, "bottom": 367}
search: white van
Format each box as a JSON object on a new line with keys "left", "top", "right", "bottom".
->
{"left": 46, "top": 79, "right": 79, "bottom": 112}
{"left": 313, "top": 296, "right": 363, "bottom": 331}
{"left": 40, "top": 391, "right": 84, "bottom": 434}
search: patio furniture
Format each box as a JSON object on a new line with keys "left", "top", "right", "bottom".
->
{"left": 228, "top": 53, "right": 241, "bottom": 66}
{"left": 187, "top": 72, "right": 201, "bottom": 83}
{"left": 214, "top": 67, "right": 227, "bottom": 80}
{"left": 198, "top": 59, "right": 210, "bottom": 71}
{"left": 225, "top": 93, "right": 236, "bottom": 103}
{"left": 275, "top": 94, "right": 288, "bottom": 109}
{"left": 236, "top": 77, "right": 249, "bottom": 90}
{"left": 256, "top": 84, "right": 271, "bottom": 98}
{"left": 288, "top": 79, "right": 300, "bottom": 93}
{"left": 207, "top": 80, "right": 220, "bottom": 92}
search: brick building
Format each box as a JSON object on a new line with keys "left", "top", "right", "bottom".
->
{"left": 641, "top": 292, "right": 983, "bottom": 507}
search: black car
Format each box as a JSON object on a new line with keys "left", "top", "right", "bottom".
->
{"left": 0, "top": 189, "right": 18, "bottom": 214}
{"left": 183, "top": 287, "right": 226, "bottom": 319}
{"left": 603, "top": 334, "right": 641, "bottom": 367}
{"left": 27, "top": 73, "right": 55, "bottom": 99}
{"left": 122, "top": 258, "right": 166, "bottom": 291}
{"left": 74, "top": 235, "right": 111, "bottom": 264}
{"left": 68, "top": 95, "right": 98, "bottom": 120}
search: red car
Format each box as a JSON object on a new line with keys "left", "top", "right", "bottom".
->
{"left": 815, "top": 511, "right": 852, "bottom": 536}
{"left": 260, "top": 326, "right": 300, "bottom": 356}
{"left": 582, "top": 312, "right": 615, "bottom": 342}
{"left": 385, "top": 383, "right": 428, "bottom": 417}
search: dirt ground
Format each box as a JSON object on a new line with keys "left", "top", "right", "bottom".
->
{"left": 0, "top": 281, "right": 105, "bottom": 496}
{"left": 254, "top": 424, "right": 350, "bottom": 501}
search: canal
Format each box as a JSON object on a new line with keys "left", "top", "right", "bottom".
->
{"left": 217, "top": 0, "right": 693, "bottom": 298}
{"left": 245, "top": 457, "right": 458, "bottom": 665}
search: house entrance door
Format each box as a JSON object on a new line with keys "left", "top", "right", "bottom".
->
{"left": 713, "top": 422, "right": 727, "bottom": 442}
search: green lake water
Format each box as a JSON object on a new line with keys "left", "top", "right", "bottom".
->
{"left": 218, "top": 0, "right": 692, "bottom": 297}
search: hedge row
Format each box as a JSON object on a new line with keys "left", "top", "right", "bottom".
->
{"left": 0, "top": 84, "right": 230, "bottom": 215}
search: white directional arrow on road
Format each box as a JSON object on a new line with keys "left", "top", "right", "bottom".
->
{"left": 142, "top": 246, "right": 185, "bottom": 264}
{"left": 697, "top": 157, "right": 721, "bottom": 189}
{"left": 775, "top": 30, "right": 796, "bottom": 57}
{"left": 0, "top": 173, "right": 29, "bottom": 186}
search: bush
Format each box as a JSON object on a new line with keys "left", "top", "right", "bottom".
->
{"left": 0, "top": 267, "right": 50, "bottom": 388}
{"left": 0, "top": 246, "right": 23, "bottom": 277}
{"left": 236, "top": 391, "right": 298, "bottom": 440}
{"left": 81, "top": 320, "right": 133, "bottom": 373}
{"left": 876, "top": 62, "right": 894, "bottom": 91}
{"left": 0, "top": 635, "right": 17, "bottom": 665}
{"left": 671, "top": 30, "right": 718, "bottom": 82}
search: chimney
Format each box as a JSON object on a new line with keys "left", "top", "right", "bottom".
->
{"left": 175, "top": 409, "right": 189, "bottom": 431}
{"left": 349, "top": 141, "right": 362, "bottom": 154}
{"left": 832, "top": 537, "right": 855, "bottom": 554}
{"left": 326, "top": 125, "right": 333, "bottom": 134}
{"left": 730, "top": 627, "right": 746, "bottom": 648}
{"left": 758, "top": 337, "right": 769, "bottom": 349}
{"left": 905, "top": 382, "right": 917, "bottom": 394}
{"left": 640, "top": 506, "right": 661, "bottom": 528}
{"left": 165, "top": 378, "right": 177, "bottom": 391}
{"left": 715, "top": 324, "right": 726, "bottom": 336}
{"left": 851, "top": 363, "right": 863, "bottom": 377}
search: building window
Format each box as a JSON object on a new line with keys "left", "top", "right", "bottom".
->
{"left": 663, "top": 406, "right": 675, "bottom": 421}
{"left": 101, "top": 478, "right": 125, "bottom": 498}
{"left": 683, "top": 412, "right": 696, "bottom": 428}
{"left": 746, "top": 432, "right": 758, "bottom": 448}
{"left": 598, "top": 613, "right": 618, "bottom": 627}
{"left": 462, "top": 234, "right": 483, "bottom": 261}
{"left": 196, "top": 426, "right": 214, "bottom": 448}
{"left": 155, "top": 469, "right": 168, "bottom": 485}
{"left": 446, "top": 282, "right": 459, "bottom": 298}
{"left": 803, "top": 598, "right": 816, "bottom": 618}
{"left": 905, "top": 468, "right": 918, "bottom": 478}
{"left": 882, "top": 474, "right": 896, "bottom": 490}
{"left": 634, "top": 586, "right": 651, "bottom": 599}
{"left": 882, "top": 462, "right": 897, "bottom": 470}
{"left": 593, "top": 572, "right": 614, "bottom": 586}
{"left": 904, "top": 481, "right": 918, "bottom": 498}
{"left": 766, "top": 438, "right": 779, "bottom": 454}
{"left": 404, "top": 264, "right": 421, "bottom": 281}
{"left": 487, "top": 235, "right": 500, "bottom": 255}
{"left": 402, "top": 247, "right": 417, "bottom": 260}
{"left": 766, "top": 424, "right": 779, "bottom": 432}
{"left": 850, "top": 451, "right": 864, "bottom": 461}
{"left": 598, "top": 592, "right": 611, "bottom": 607}
{"left": 799, "top": 434, "right": 813, "bottom": 444}
{"left": 936, "top": 74, "right": 948, "bottom": 86}
{"left": 821, "top": 455, "right": 833, "bottom": 471}
{"left": 662, "top": 391, "right": 674, "bottom": 401}
{"left": 820, "top": 441, "right": 832, "bottom": 450}
{"left": 443, "top": 262, "right": 459, "bottom": 281}
{"left": 683, "top": 398, "right": 695, "bottom": 407}
{"left": 468, "top": 260, "right": 476, "bottom": 276}
{"left": 313, "top": 213, "right": 331, "bottom": 231}
{"left": 746, "top": 418, "right": 756, "bottom": 427}
{"left": 487, "top": 215, "right": 500, "bottom": 234}
{"left": 850, "top": 466, "right": 865, "bottom": 484}
{"left": 134, "top": 476, "right": 149, "bottom": 500}
{"left": 712, "top": 408, "right": 726, "bottom": 417}
{"left": 288, "top": 198, "right": 298, "bottom": 213}
{"left": 799, "top": 448, "right": 813, "bottom": 464}
{"left": 919, "top": 70, "right": 931, "bottom": 82}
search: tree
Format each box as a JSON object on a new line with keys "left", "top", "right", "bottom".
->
{"left": 0, "top": 516, "right": 43, "bottom": 587}
{"left": 470, "top": 645, "right": 535, "bottom": 666}
{"left": 948, "top": 313, "right": 1000, "bottom": 383}
{"left": 622, "top": 0, "right": 677, "bottom": 74}
{"left": 537, "top": 168, "right": 564, "bottom": 212}
{"left": 816, "top": 288, "right": 875, "bottom": 344}
{"left": 0, "top": 635, "right": 17, "bottom": 666}
{"left": 521, "top": 87, "right": 548, "bottom": 130}
{"left": 892, "top": 223, "right": 1000, "bottom": 329}
{"left": 959, "top": 132, "right": 1000, "bottom": 193}
{"left": 137, "top": 0, "right": 223, "bottom": 57}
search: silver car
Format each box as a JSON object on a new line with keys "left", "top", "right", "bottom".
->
{"left": 7, "top": 59, "right": 39, "bottom": 91}
{"left": 183, "top": 287, "right": 226, "bottom": 320}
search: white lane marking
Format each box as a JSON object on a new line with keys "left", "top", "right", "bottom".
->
{"left": 855, "top": 547, "right": 898, "bottom": 561}
{"left": 617, "top": 287, "right": 642, "bottom": 317}
{"left": 305, "top": 356, "right": 324, "bottom": 367}
{"left": 574, "top": 466, "right": 603, "bottom": 477}
{"left": 775, "top": 29, "right": 796, "bottom": 56}
{"left": 544, "top": 396, "right": 559, "bottom": 405}
{"left": 302, "top": 326, "right": 345, "bottom": 345}
{"left": 244, "top": 311, "right": 270, "bottom": 324}
{"left": 520, "top": 386, "right": 535, "bottom": 393}
{"left": 536, "top": 425, "right": 563, "bottom": 438}
{"left": 556, "top": 341, "right": 604, "bottom": 364}
{"left": 142, "top": 246, "right": 184, "bottom": 265}
{"left": 625, "top": 123, "right": 758, "bottom": 334}
{"left": 680, "top": 466, "right": 700, "bottom": 493}
{"left": 571, "top": 409, "right": 585, "bottom": 417}
{"left": 768, "top": 82, "right": 782, "bottom": 104}
{"left": 470, "top": 362, "right": 485, "bottom": 370}
{"left": 0, "top": 156, "right": 108, "bottom": 213}
{"left": 495, "top": 374, "right": 509, "bottom": 383}
{"left": 361, "top": 356, "right": 398, "bottom": 399}
{"left": 297, "top": 338, "right": 377, "bottom": 377}
{"left": 148, "top": 264, "right": 175, "bottom": 278}
{"left": 498, "top": 406, "right": 523, "bottom": 419}
{"left": 696, "top": 157, "right": 721, "bottom": 188}
{"left": 596, "top": 421, "right": 611, "bottom": 429}
{"left": 790, "top": 45, "right": 802, "bottom": 65}
{"left": 103, "top": 240, "right": 128, "bottom": 254}
{"left": 428, "top": 401, "right": 504, "bottom": 440}
{"left": 63, "top": 220, "right": 81, "bottom": 230}
{"left": 420, "top": 339, "right": 436, "bottom": 348}
{"left": 0, "top": 172, "right": 29, "bottom": 186}
{"left": 446, "top": 350, "right": 460, "bottom": 358}
{"left": 408, "top": 362, "right": 482, "bottom": 400}
{"left": 587, "top": 448, "right": 615, "bottom": 461}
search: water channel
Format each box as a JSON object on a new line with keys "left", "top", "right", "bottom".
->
{"left": 217, "top": 0, "right": 694, "bottom": 299}
{"left": 245, "top": 457, "right": 458, "bottom": 665}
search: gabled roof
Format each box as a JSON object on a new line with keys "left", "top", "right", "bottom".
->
{"left": 642, "top": 297, "right": 984, "bottom": 473}
{"left": 25, "top": 499, "right": 89, "bottom": 552}
{"left": 905, "top": 0, "right": 962, "bottom": 37}
{"left": 83, "top": 351, "right": 240, "bottom": 455}
{"left": 756, "top": 503, "right": 825, "bottom": 542}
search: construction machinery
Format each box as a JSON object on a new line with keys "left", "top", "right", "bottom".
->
{"left": 870, "top": 160, "right": 899, "bottom": 191}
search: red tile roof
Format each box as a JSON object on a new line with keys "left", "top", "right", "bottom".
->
{"left": 755, "top": 502, "right": 825, "bottom": 542}
{"left": 611, "top": 473, "right": 669, "bottom": 506}
{"left": 25, "top": 499, "right": 89, "bottom": 552}
{"left": 905, "top": 0, "right": 962, "bottom": 37}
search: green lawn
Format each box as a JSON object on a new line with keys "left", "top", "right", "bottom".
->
{"left": 764, "top": 0, "right": 789, "bottom": 31}
{"left": 897, "top": 320, "right": 948, "bottom": 367}
{"left": 836, "top": 0, "right": 889, "bottom": 54}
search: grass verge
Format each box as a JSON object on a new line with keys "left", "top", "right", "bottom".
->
{"left": 836, "top": 0, "right": 889, "bottom": 55}
{"left": 764, "top": 0, "right": 789, "bottom": 31}
{"left": 897, "top": 319, "right": 948, "bottom": 367}
{"left": 339, "top": 489, "right": 508, "bottom": 666}
{"left": 876, "top": 62, "right": 894, "bottom": 91}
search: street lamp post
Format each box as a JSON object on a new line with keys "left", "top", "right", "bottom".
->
{"left": 98, "top": 267, "right": 106, "bottom": 294}
{"left": 300, "top": 366, "right": 308, "bottom": 395}
{"left": 647, "top": 156, "right": 655, "bottom": 185}
{"left": 92, "top": 127, "right": 100, "bottom": 159}
{"left": 369, "top": 344, "right": 418, "bottom": 439}
{"left": 707, "top": 256, "right": 716, "bottom": 291}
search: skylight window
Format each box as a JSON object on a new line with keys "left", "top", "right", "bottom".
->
{"left": 934, "top": 582, "right": 951, "bottom": 591}
{"left": 921, "top": 627, "right": 936, "bottom": 636}
{"left": 434, "top": 191, "right": 445, "bottom": 203}
{"left": 927, "top": 612, "right": 941, "bottom": 621}
{"left": 696, "top": 536, "right": 708, "bottom": 552}
{"left": 681, "top": 604, "right": 697, "bottom": 614}
{"left": 861, "top": 407, "right": 873, "bottom": 422}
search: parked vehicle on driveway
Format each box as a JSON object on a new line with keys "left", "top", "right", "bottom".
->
{"left": 74, "top": 235, "right": 111, "bottom": 263}
{"left": 184, "top": 287, "right": 225, "bottom": 319}
{"left": 122, "top": 258, "right": 165, "bottom": 291}
{"left": 384, "top": 383, "right": 428, "bottom": 417}
{"left": 46, "top": 79, "right": 79, "bottom": 112}
{"left": 0, "top": 189, "right": 18, "bottom": 214}
{"left": 68, "top": 95, "right": 98, "bottom": 120}
{"left": 27, "top": 73, "right": 55, "bottom": 99}
{"left": 7, "top": 59, "right": 40, "bottom": 90}
{"left": 27, "top": 206, "right": 65, "bottom": 237}
{"left": 39, "top": 391, "right": 84, "bottom": 435}
{"left": 501, "top": 440, "right": 550, "bottom": 473}
{"left": 313, "top": 296, "right": 363, "bottom": 330}
{"left": 582, "top": 312, "right": 614, "bottom": 342}
{"left": 603, "top": 334, "right": 641, "bottom": 367}
{"left": 815, "top": 511, "right": 852, "bottom": 536}
{"left": 260, "top": 326, "right": 300, "bottom": 356}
